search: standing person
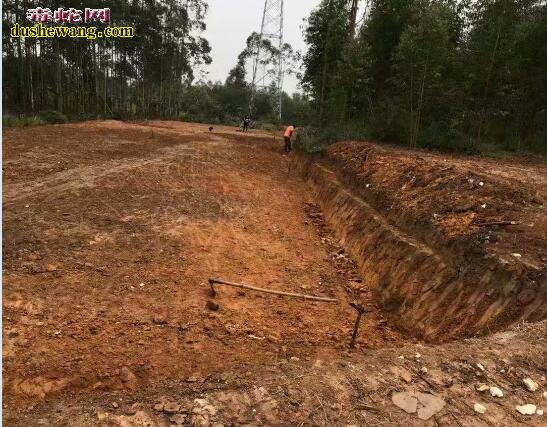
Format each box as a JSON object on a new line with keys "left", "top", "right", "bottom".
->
{"left": 243, "top": 116, "right": 251, "bottom": 132}
{"left": 283, "top": 124, "right": 296, "bottom": 153}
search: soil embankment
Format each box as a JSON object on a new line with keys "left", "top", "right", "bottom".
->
{"left": 299, "top": 141, "right": 546, "bottom": 341}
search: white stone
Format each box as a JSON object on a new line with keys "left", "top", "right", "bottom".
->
{"left": 523, "top": 378, "right": 539, "bottom": 392}
{"left": 474, "top": 403, "right": 486, "bottom": 414}
{"left": 490, "top": 387, "right": 504, "bottom": 398}
{"left": 516, "top": 404, "right": 537, "bottom": 415}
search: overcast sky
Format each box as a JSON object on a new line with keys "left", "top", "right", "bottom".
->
{"left": 202, "top": 0, "right": 321, "bottom": 94}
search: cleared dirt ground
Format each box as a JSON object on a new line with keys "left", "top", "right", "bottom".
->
{"left": 2, "top": 121, "right": 545, "bottom": 426}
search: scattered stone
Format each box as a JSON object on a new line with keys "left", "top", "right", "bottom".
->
{"left": 163, "top": 402, "right": 181, "bottom": 414}
{"left": 420, "top": 367, "right": 428, "bottom": 374}
{"left": 523, "top": 378, "right": 539, "bottom": 392}
{"left": 416, "top": 393, "right": 445, "bottom": 420}
{"left": 391, "top": 366, "right": 412, "bottom": 383}
{"left": 511, "top": 253, "right": 522, "bottom": 259}
{"left": 153, "top": 402, "right": 164, "bottom": 412}
{"left": 153, "top": 314, "right": 168, "bottom": 324}
{"left": 290, "top": 356, "right": 300, "bottom": 362}
{"left": 206, "top": 300, "right": 219, "bottom": 311}
{"left": 415, "top": 353, "right": 422, "bottom": 359}
{"left": 45, "top": 264, "right": 58, "bottom": 272}
{"left": 111, "top": 402, "right": 119, "bottom": 409}
{"left": 543, "top": 391, "right": 547, "bottom": 399}
{"left": 170, "top": 413, "right": 187, "bottom": 425}
{"left": 490, "top": 386, "right": 503, "bottom": 398}
{"left": 476, "top": 363, "right": 485, "bottom": 371}
{"left": 392, "top": 392, "right": 417, "bottom": 414}
{"left": 537, "top": 409, "right": 544, "bottom": 416}
{"left": 516, "top": 404, "right": 537, "bottom": 415}
{"left": 474, "top": 403, "right": 486, "bottom": 414}
{"left": 119, "top": 366, "right": 138, "bottom": 389}
{"left": 476, "top": 384, "right": 489, "bottom": 392}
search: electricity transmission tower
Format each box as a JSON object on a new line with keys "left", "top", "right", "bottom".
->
{"left": 249, "top": 0, "right": 284, "bottom": 121}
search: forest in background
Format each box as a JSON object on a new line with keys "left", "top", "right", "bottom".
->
{"left": 2, "top": 0, "right": 311, "bottom": 126}
{"left": 3, "top": 0, "right": 546, "bottom": 154}
{"left": 301, "top": 0, "right": 546, "bottom": 153}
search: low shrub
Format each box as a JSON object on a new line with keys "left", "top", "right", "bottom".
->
{"left": 37, "top": 110, "right": 68, "bottom": 124}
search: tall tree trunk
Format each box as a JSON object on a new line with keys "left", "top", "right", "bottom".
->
{"left": 476, "top": 16, "right": 502, "bottom": 144}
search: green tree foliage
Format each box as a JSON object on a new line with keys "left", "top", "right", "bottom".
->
{"left": 3, "top": 0, "right": 212, "bottom": 118}
{"left": 301, "top": 0, "right": 547, "bottom": 153}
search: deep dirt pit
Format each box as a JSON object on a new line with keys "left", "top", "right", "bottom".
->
{"left": 2, "top": 121, "right": 545, "bottom": 426}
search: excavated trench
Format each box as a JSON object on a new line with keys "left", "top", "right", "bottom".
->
{"left": 294, "top": 145, "right": 546, "bottom": 343}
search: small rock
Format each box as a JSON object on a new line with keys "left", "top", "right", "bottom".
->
{"left": 111, "top": 402, "right": 119, "bottom": 409}
{"left": 170, "top": 413, "right": 187, "bottom": 425}
{"left": 206, "top": 300, "right": 219, "bottom": 311}
{"left": 511, "top": 253, "right": 522, "bottom": 259}
{"left": 416, "top": 393, "right": 445, "bottom": 420}
{"left": 153, "top": 403, "right": 164, "bottom": 412}
{"left": 537, "top": 409, "right": 544, "bottom": 416}
{"left": 153, "top": 314, "right": 168, "bottom": 325}
{"left": 490, "top": 386, "right": 503, "bottom": 398}
{"left": 516, "top": 404, "right": 537, "bottom": 415}
{"left": 290, "top": 356, "right": 300, "bottom": 362}
{"left": 45, "top": 264, "right": 58, "bottom": 272}
{"left": 392, "top": 392, "right": 417, "bottom": 414}
{"left": 476, "top": 363, "right": 485, "bottom": 371}
{"left": 543, "top": 391, "right": 547, "bottom": 399}
{"left": 420, "top": 367, "right": 428, "bottom": 374}
{"left": 163, "top": 402, "right": 181, "bottom": 414}
{"left": 474, "top": 403, "right": 486, "bottom": 414}
{"left": 391, "top": 366, "right": 412, "bottom": 383}
{"left": 523, "top": 378, "right": 539, "bottom": 392}
{"left": 476, "top": 384, "right": 489, "bottom": 392}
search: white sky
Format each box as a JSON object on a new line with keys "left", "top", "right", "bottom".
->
{"left": 202, "top": 0, "right": 322, "bottom": 94}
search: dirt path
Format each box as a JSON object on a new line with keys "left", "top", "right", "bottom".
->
{"left": 2, "top": 121, "right": 403, "bottom": 416}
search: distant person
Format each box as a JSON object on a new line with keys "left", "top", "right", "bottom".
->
{"left": 243, "top": 116, "right": 251, "bottom": 132}
{"left": 283, "top": 124, "right": 296, "bottom": 153}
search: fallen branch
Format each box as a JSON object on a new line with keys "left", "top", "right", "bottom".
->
{"left": 208, "top": 278, "right": 337, "bottom": 303}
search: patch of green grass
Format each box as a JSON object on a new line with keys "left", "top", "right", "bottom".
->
{"left": 37, "top": 110, "right": 68, "bottom": 124}
{"left": 3, "top": 115, "right": 45, "bottom": 127}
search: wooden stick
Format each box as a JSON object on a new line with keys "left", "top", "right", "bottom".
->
{"left": 208, "top": 278, "right": 338, "bottom": 303}
{"left": 349, "top": 302, "right": 367, "bottom": 349}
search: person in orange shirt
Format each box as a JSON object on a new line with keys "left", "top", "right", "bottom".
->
{"left": 283, "top": 124, "right": 296, "bottom": 153}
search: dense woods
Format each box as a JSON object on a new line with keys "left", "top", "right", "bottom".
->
{"left": 301, "top": 0, "right": 547, "bottom": 153}
{"left": 3, "top": 0, "right": 213, "bottom": 119}
{"left": 3, "top": 0, "right": 546, "bottom": 153}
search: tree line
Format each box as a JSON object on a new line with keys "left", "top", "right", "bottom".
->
{"left": 2, "top": 0, "right": 310, "bottom": 126}
{"left": 301, "top": 0, "right": 547, "bottom": 153}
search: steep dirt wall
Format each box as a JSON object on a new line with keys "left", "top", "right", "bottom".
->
{"left": 296, "top": 145, "right": 546, "bottom": 342}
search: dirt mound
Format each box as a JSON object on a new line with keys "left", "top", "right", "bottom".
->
{"left": 298, "top": 141, "right": 546, "bottom": 340}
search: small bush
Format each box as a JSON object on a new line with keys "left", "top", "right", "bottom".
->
{"left": 37, "top": 110, "right": 68, "bottom": 124}
{"left": 3, "top": 114, "right": 45, "bottom": 127}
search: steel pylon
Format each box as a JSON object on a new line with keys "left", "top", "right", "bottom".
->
{"left": 249, "top": 0, "right": 284, "bottom": 121}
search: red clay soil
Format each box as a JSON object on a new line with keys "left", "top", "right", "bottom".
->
{"left": 2, "top": 121, "right": 546, "bottom": 426}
